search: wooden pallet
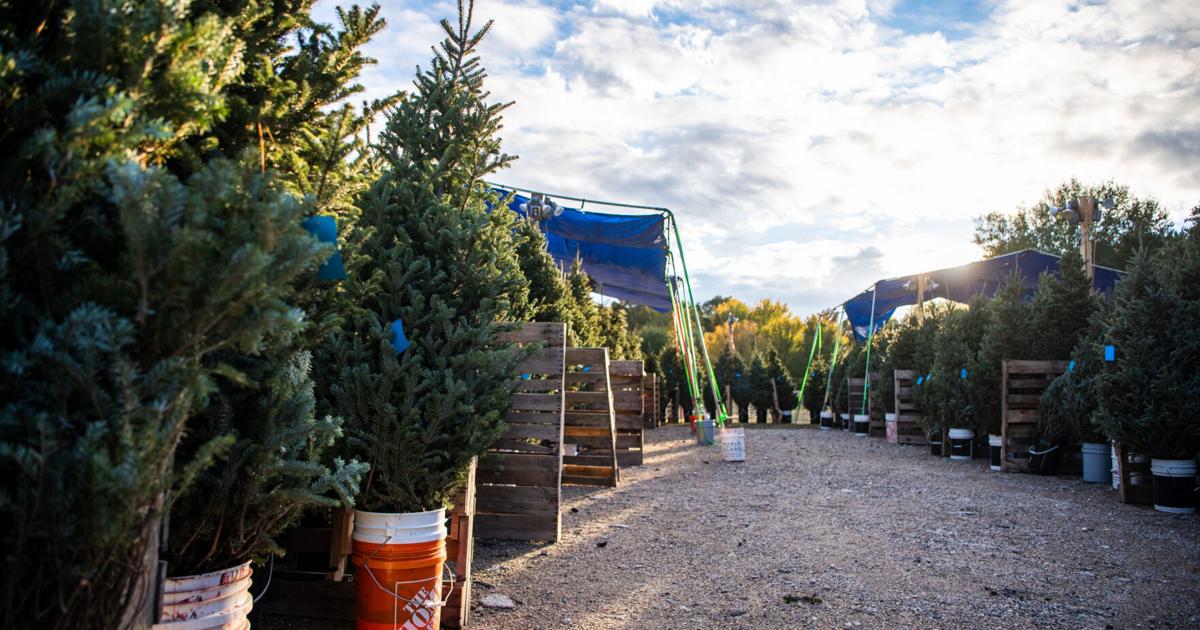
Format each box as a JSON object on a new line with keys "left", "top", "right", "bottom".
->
{"left": 892, "top": 370, "right": 925, "bottom": 445}
{"left": 610, "top": 360, "right": 645, "bottom": 467}
{"left": 443, "top": 459, "right": 476, "bottom": 628}
{"left": 1000, "top": 360, "right": 1069, "bottom": 472}
{"left": 562, "top": 347, "right": 619, "bottom": 487}
{"left": 475, "top": 322, "right": 566, "bottom": 542}
{"left": 642, "top": 373, "right": 659, "bottom": 428}
{"left": 847, "top": 373, "right": 882, "bottom": 436}
{"left": 1114, "top": 442, "right": 1154, "bottom": 505}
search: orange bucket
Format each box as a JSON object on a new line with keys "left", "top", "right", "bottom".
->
{"left": 689, "top": 414, "right": 701, "bottom": 435}
{"left": 352, "top": 537, "right": 447, "bottom": 630}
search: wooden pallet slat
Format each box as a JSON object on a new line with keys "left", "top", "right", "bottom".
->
{"left": 1000, "top": 359, "right": 1069, "bottom": 473}
{"left": 892, "top": 370, "right": 925, "bottom": 445}
{"left": 609, "top": 360, "right": 645, "bottom": 467}
{"left": 475, "top": 323, "right": 566, "bottom": 543}
{"left": 562, "top": 347, "right": 619, "bottom": 487}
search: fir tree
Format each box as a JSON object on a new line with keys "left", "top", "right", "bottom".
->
{"left": 514, "top": 218, "right": 569, "bottom": 323}
{"left": 1028, "top": 249, "right": 1098, "bottom": 360}
{"left": 714, "top": 346, "right": 744, "bottom": 419}
{"left": 317, "top": 2, "right": 530, "bottom": 513}
{"left": 766, "top": 349, "right": 797, "bottom": 417}
{"left": 0, "top": 1, "right": 336, "bottom": 626}
{"left": 970, "top": 278, "right": 1032, "bottom": 436}
{"left": 748, "top": 354, "right": 772, "bottom": 423}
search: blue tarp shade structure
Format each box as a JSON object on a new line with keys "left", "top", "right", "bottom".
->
{"left": 841, "top": 249, "right": 1124, "bottom": 341}
{"left": 496, "top": 190, "right": 671, "bottom": 311}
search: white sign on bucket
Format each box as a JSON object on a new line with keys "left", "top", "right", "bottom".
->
{"left": 720, "top": 428, "right": 745, "bottom": 462}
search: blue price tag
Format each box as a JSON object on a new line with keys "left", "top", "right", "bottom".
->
{"left": 1104, "top": 345, "right": 1115, "bottom": 362}
{"left": 303, "top": 215, "right": 348, "bottom": 281}
{"left": 389, "top": 319, "right": 410, "bottom": 354}
{"left": 960, "top": 368, "right": 968, "bottom": 379}
{"left": 1068, "top": 360, "right": 1076, "bottom": 372}
{"left": 916, "top": 376, "right": 924, "bottom": 385}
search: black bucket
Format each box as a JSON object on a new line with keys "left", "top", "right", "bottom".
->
{"left": 1150, "top": 459, "right": 1198, "bottom": 514}
{"left": 819, "top": 411, "right": 833, "bottom": 430}
{"left": 948, "top": 428, "right": 973, "bottom": 461}
{"left": 1027, "top": 440, "right": 1061, "bottom": 475}
{"left": 929, "top": 435, "right": 942, "bottom": 457}
{"left": 989, "top": 443, "right": 1002, "bottom": 470}
{"left": 852, "top": 414, "right": 870, "bottom": 436}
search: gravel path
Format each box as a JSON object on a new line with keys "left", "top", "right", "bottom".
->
{"left": 469, "top": 425, "right": 1200, "bottom": 629}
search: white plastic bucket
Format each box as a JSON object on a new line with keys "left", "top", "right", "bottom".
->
{"left": 781, "top": 409, "right": 792, "bottom": 424}
{"left": 1150, "top": 459, "right": 1198, "bottom": 514}
{"left": 1081, "top": 443, "right": 1112, "bottom": 484}
{"left": 155, "top": 561, "right": 253, "bottom": 630}
{"left": 852, "top": 414, "right": 870, "bottom": 436}
{"left": 948, "top": 428, "right": 974, "bottom": 461}
{"left": 563, "top": 444, "right": 579, "bottom": 456}
{"left": 353, "top": 508, "right": 447, "bottom": 545}
{"left": 839, "top": 413, "right": 850, "bottom": 431}
{"left": 1111, "top": 445, "right": 1119, "bottom": 490}
{"left": 988, "top": 434, "right": 1002, "bottom": 471}
{"left": 885, "top": 413, "right": 897, "bottom": 444}
{"left": 720, "top": 428, "right": 745, "bottom": 462}
{"left": 819, "top": 411, "right": 833, "bottom": 430}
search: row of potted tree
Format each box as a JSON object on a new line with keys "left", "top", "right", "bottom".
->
{"left": 0, "top": 2, "right": 644, "bottom": 628}
{"left": 863, "top": 233, "right": 1200, "bottom": 513}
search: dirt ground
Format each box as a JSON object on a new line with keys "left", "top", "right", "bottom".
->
{"left": 263, "top": 424, "right": 1200, "bottom": 629}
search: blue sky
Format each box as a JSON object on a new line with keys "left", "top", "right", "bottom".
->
{"left": 314, "top": 0, "right": 1200, "bottom": 316}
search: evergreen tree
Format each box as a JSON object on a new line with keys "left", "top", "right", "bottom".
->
{"left": 1028, "top": 249, "right": 1098, "bottom": 359}
{"left": 766, "top": 349, "right": 796, "bottom": 419}
{"left": 929, "top": 309, "right": 976, "bottom": 429}
{"left": 514, "top": 218, "right": 569, "bottom": 323}
{"left": 0, "top": 0, "right": 338, "bottom": 626}
{"left": 800, "top": 354, "right": 829, "bottom": 423}
{"left": 714, "top": 346, "right": 743, "bottom": 419}
{"left": 1095, "top": 216, "right": 1200, "bottom": 459}
{"left": 970, "top": 278, "right": 1032, "bottom": 436}
{"left": 317, "top": 3, "right": 531, "bottom": 512}
{"left": 563, "top": 258, "right": 602, "bottom": 347}
{"left": 748, "top": 354, "right": 772, "bottom": 423}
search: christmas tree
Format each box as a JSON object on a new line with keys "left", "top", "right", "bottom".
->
{"left": 765, "top": 349, "right": 796, "bottom": 419}
{"left": 0, "top": 0, "right": 339, "bottom": 626}
{"left": 748, "top": 354, "right": 772, "bottom": 422}
{"left": 971, "top": 278, "right": 1031, "bottom": 436}
{"left": 317, "top": 2, "right": 531, "bottom": 513}
{"left": 1029, "top": 249, "right": 1097, "bottom": 360}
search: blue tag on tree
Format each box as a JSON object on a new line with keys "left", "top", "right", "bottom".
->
{"left": 303, "top": 215, "right": 348, "bottom": 281}
{"left": 520, "top": 373, "right": 532, "bottom": 380}
{"left": 926, "top": 372, "right": 932, "bottom": 381}
{"left": 582, "top": 366, "right": 591, "bottom": 373}
{"left": 389, "top": 319, "right": 410, "bottom": 354}
{"left": 736, "top": 372, "right": 742, "bottom": 379}
{"left": 917, "top": 376, "right": 924, "bottom": 385}
{"left": 1104, "top": 345, "right": 1115, "bottom": 362}
{"left": 960, "top": 368, "right": 968, "bottom": 379}
{"left": 1068, "top": 360, "right": 1077, "bottom": 372}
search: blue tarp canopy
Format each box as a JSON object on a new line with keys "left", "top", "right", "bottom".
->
{"left": 841, "top": 249, "right": 1123, "bottom": 341}
{"left": 496, "top": 190, "right": 671, "bottom": 311}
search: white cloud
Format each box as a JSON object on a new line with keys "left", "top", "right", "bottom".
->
{"left": 316, "top": 0, "right": 1200, "bottom": 315}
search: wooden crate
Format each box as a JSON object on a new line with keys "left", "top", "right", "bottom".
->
{"left": 256, "top": 508, "right": 356, "bottom": 621}
{"left": 442, "top": 458, "right": 476, "bottom": 629}
{"left": 1000, "top": 360, "right": 1068, "bottom": 472}
{"left": 642, "top": 373, "right": 659, "bottom": 429}
{"left": 610, "top": 360, "right": 645, "bottom": 466}
{"left": 476, "top": 323, "right": 566, "bottom": 543}
{"left": 847, "top": 373, "right": 882, "bottom": 436}
{"left": 1114, "top": 442, "right": 1154, "bottom": 505}
{"left": 892, "top": 370, "right": 925, "bottom": 445}
{"left": 562, "top": 347, "right": 619, "bottom": 487}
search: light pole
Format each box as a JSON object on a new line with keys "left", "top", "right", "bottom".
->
{"left": 1050, "top": 195, "right": 1113, "bottom": 293}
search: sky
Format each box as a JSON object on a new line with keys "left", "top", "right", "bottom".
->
{"left": 313, "top": 0, "right": 1200, "bottom": 316}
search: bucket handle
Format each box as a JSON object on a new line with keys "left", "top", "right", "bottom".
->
{"left": 360, "top": 535, "right": 456, "bottom": 612}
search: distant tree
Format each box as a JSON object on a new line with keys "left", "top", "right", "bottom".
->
{"left": 748, "top": 354, "right": 773, "bottom": 422}
{"left": 766, "top": 349, "right": 797, "bottom": 419}
{"left": 973, "top": 179, "right": 1175, "bottom": 269}
{"left": 1028, "top": 249, "right": 1099, "bottom": 359}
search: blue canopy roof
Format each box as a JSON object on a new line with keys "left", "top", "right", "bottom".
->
{"left": 496, "top": 190, "right": 671, "bottom": 311}
{"left": 841, "top": 249, "right": 1123, "bottom": 341}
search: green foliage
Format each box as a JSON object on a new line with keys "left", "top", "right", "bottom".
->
{"left": 747, "top": 354, "right": 771, "bottom": 422}
{"left": 0, "top": 0, "right": 341, "bottom": 624}
{"left": 1028, "top": 249, "right": 1099, "bottom": 359}
{"left": 766, "top": 349, "right": 796, "bottom": 413}
{"left": 167, "top": 350, "right": 367, "bottom": 574}
{"left": 1094, "top": 218, "right": 1200, "bottom": 458}
{"left": 800, "top": 353, "right": 829, "bottom": 423}
{"left": 973, "top": 178, "right": 1175, "bottom": 269}
{"left": 971, "top": 280, "right": 1031, "bottom": 436}
{"left": 316, "top": 3, "right": 529, "bottom": 513}
{"left": 514, "top": 218, "right": 569, "bottom": 323}
{"left": 928, "top": 308, "right": 975, "bottom": 428}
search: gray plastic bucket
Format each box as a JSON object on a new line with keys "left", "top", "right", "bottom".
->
{"left": 1081, "top": 443, "right": 1112, "bottom": 484}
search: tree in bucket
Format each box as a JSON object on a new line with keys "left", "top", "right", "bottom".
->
{"left": 930, "top": 307, "right": 977, "bottom": 461}
{"left": 766, "top": 350, "right": 798, "bottom": 423}
{"left": 1094, "top": 214, "right": 1200, "bottom": 513}
{"left": 971, "top": 278, "right": 1031, "bottom": 468}
{"left": 0, "top": 1, "right": 361, "bottom": 627}
{"left": 316, "top": 4, "right": 533, "bottom": 626}
{"left": 1033, "top": 253, "right": 1107, "bottom": 481}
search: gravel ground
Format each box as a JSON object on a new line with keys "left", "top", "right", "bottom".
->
{"left": 262, "top": 424, "right": 1200, "bottom": 629}
{"left": 470, "top": 425, "right": 1200, "bottom": 629}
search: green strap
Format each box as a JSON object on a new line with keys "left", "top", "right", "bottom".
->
{"left": 797, "top": 321, "right": 822, "bottom": 405}
{"left": 667, "top": 263, "right": 702, "bottom": 405}
{"left": 668, "top": 214, "right": 727, "bottom": 424}
{"left": 861, "top": 282, "right": 879, "bottom": 412}
{"left": 822, "top": 310, "right": 845, "bottom": 411}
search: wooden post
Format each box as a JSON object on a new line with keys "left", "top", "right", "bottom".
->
{"left": 1078, "top": 196, "right": 1097, "bottom": 292}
